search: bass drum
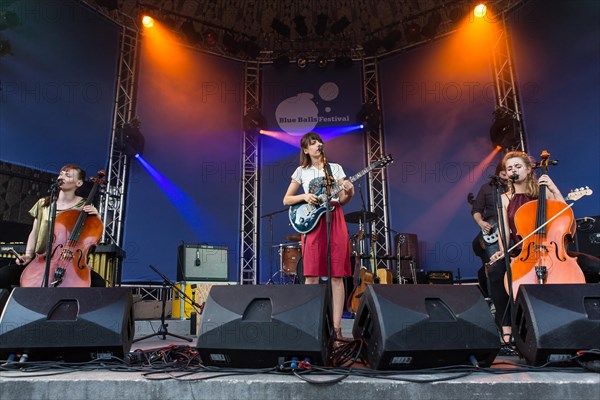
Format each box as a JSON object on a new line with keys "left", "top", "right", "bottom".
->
{"left": 294, "top": 257, "right": 305, "bottom": 284}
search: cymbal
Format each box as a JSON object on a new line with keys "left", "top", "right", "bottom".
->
{"left": 285, "top": 233, "right": 302, "bottom": 242}
{"left": 344, "top": 211, "right": 378, "bottom": 224}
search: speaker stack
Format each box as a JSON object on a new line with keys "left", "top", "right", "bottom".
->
{"left": 513, "top": 284, "right": 600, "bottom": 366}
{"left": 0, "top": 287, "right": 135, "bottom": 361}
{"left": 196, "top": 285, "right": 332, "bottom": 368}
{"left": 352, "top": 285, "right": 500, "bottom": 369}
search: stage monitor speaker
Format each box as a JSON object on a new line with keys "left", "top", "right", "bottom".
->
{"left": 177, "top": 244, "right": 228, "bottom": 282}
{"left": 197, "top": 285, "right": 332, "bottom": 368}
{"left": 352, "top": 285, "right": 500, "bottom": 370}
{"left": 513, "top": 284, "right": 600, "bottom": 366}
{"left": 0, "top": 287, "right": 135, "bottom": 361}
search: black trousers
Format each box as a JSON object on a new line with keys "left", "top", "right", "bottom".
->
{"left": 486, "top": 251, "right": 600, "bottom": 329}
{"left": 0, "top": 262, "right": 106, "bottom": 290}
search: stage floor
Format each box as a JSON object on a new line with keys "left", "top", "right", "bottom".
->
{"left": 0, "top": 319, "right": 598, "bottom": 400}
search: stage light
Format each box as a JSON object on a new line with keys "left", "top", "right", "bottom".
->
{"left": 271, "top": 18, "right": 290, "bottom": 37}
{"left": 490, "top": 110, "right": 520, "bottom": 150}
{"left": 330, "top": 16, "right": 350, "bottom": 34}
{"left": 316, "top": 56, "right": 328, "bottom": 68}
{"left": 0, "top": 38, "right": 12, "bottom": 57}
{"left": 120, "top": 119, "right": 145, "bottom": 157}
{"left": 421, "top": 11, "right": 442, "bottom": 39}
{"left": 142, "top": 15, "right": 154, "bottom": 28}
{"left": 94, "top": 0, "right": 118, "bottom": 11}
{"left": 180, "top": 20, "right": 203, "bottom": 44}
{"left": 357, "top": 102, "right": 381, "bottom": 132}
{"left": 405, "top": 22, "right": 421, "bottom": 43}
{"left": 297, "top": 56, "right": 307, "bottom": 69}
{"left": 315, "top": 13, "right": 328, "bottom": 36}
{"left": 273, "top": 54, "right": 290, "bottom": 68}
{"left": 243, "top": 109, "right": 266, "bottom": 135}
{"left": 334, "top": 56, "right": 353, "bottom": 69}
{"left": 362, "top": 38, "right": 381, "bottom": 56}
{"left": 223, "top": 32, "right": 241, "bottom": 55}
{"left": 381, "top": 30, "right": 402, "bottom": 52}
{"left": 293, "top": 15, "right": 308, "bottom": 37}
{"left": 204, "top": 30, "right": 217, "bottom": 46}
{"left": 0, "top": 10, "right": 20, "bottom": 29}
{"left": 474, "top": 4, "right": 487, "bottom": 18}
{"left": 241, "top": 40, "right": 261, "bottom": 58}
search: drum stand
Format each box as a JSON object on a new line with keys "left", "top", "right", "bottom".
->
{"left": 266, "top": 244, "right": 296, "bottom": 285}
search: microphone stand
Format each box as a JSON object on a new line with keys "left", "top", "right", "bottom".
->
{"left": 321, "top": 148, "right": 334, "bottom": 337}
{"left": 42, "top": 180, "right": 61, "bottom": 287}
{"left": 133, "top": 264, "right": 195, "bottom": 343}
{"left": 490, "top": 177, "right": 515, "bottom": 338}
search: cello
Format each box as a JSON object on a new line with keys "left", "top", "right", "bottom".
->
{"left": 504, "top": 151, "right": 585, "bottom": 298}
{"left": 20, "top": 171, "right": 106, "bottom": 287}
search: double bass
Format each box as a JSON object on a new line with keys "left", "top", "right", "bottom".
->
{"left": 504, "top": 151, "right": 585, "bottom": 298}
{"left": 20, "top": 171, "right": 106, "bottom": 287}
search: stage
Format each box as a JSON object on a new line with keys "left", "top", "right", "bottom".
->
{"left": 0, "top": 319, "right": 597, "bottom": 400}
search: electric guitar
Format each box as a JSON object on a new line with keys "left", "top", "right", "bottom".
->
{"left": 481, "top": 222, "right": 499, "bottom": 244}
{"left": 289, "top": 155, "right": 393, "bottom": 234}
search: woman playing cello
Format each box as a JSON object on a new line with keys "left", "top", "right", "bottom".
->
{"left": 0, "top": 164, "right": 106, "bottom": 289}
{"left": 487, "top": 151, "right": 599, "bottom": 343}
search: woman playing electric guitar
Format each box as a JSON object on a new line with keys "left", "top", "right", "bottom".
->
{"left": 283, "top": 132, "right": 354, "bottom": 342}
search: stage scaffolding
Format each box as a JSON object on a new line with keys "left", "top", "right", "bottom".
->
{"left": 84, "top": 0, "right": 528, "bottom": 285}
{"left": 239, "top": 62, "right": 261, "bottom": 285}
{"left": 361, "top": 59, "right": 393, "bottom": 269}
{"left": 491, "top": 12, "right": 528, "bottom": 152}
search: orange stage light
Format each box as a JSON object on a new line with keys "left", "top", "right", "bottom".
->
{"left": 474, "top": 4, "right": 487, "bottom": 19}
{"left": 142, "top": 15, "right": 154, "bottom": 28}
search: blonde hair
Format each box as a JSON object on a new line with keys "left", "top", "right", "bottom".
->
{"left": 503, "top": 151, "right": 539, "bottom": 198}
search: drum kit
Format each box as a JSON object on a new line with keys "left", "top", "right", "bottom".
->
{"left": 268, "top": 234, "right": 304, "bottom": 285}
{"left": 268, "top": 209, "right": 398, "bottom": 285}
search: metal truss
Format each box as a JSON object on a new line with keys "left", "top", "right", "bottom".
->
{"left": 361, "top": 59, "right": 392, "bottom": 269}
{"left": 491, "top": 14, "right": 527, "bottom": 152}
{"left": 100, "top": 25, "right": 140, "bottom": 253}
{"left": 239, "top": 62, "right": 261, "bottom": 285}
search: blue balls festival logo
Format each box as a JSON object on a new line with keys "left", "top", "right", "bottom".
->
{"left": 275, "top": 82, "right": 350, "bottom": 136}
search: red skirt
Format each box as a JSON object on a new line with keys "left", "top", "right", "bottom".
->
{"left": 301, "top": 206, "right": 351, "bottom": 277}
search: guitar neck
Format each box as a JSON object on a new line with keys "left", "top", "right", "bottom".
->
{"left": 328, "top": 162, "right": 381, "bottom": 198}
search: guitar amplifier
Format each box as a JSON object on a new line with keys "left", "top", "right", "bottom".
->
{"left": 570, "top": 216, "right": 600, "bottom": 258}
{"left": 427, "top": 270, "right": 453, "bottom": 284}
{"left": 177, "top": 244, "right": 228, "bottom": 282}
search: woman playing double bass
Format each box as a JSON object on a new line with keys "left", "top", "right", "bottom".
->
{"left": 487, "top": 151, "right": 599, "bottom": 343}
{"left": 0, "top": 164, "right": 106, "bottom": 289}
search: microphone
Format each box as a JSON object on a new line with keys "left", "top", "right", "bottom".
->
{"left": 195, "top": 248, "right": 201, "bottom": 266}
{"left": 49, "top": 178, "right": 63, "bottom": 192}
{"left": 318, "top": 144, "right": 323, "bottom": 153}
{"left": 509, "top": 173, "right": 519, "bottom": 183}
